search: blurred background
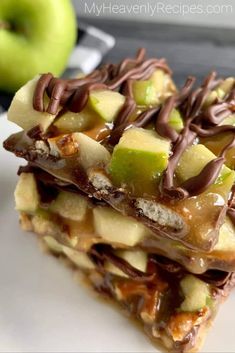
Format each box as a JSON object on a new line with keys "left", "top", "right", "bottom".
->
{"left": 72, "top": 0, "right": 235, "bottom": 84}
{"left": 73, "top": 0, "right": 235, "bottom": 27}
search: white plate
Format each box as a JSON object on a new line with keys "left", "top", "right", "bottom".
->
{"left": 0, "top": 114, "right": 234, "bottom": 353}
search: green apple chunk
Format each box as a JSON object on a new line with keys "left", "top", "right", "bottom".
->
{"left": 109, "top": 128, "right": 171, "bottom": 195}
{"left": 14, "top": 172, "right": 39, "bottom": 213}
{"left": 214, "top": 217, "right": 235, "bottom": 252}
{"left": 49, "top": 191, "right": 88, "bottom": 221}
{"left": 8, "top": 76, "right": 57, "bottom": 132}
{"left": 53, "top": 107, "right": 98, "bottom": 133}
{"left": 132, "top": 80, "right": 159, "bottom": 106}
{"left": 93, "top": 206, "right": 149, "bottom": 246}
{"left": 168, "top": 109, "right": 184, "bottom": 132}
{"left": 104, "top": 250, "right": 147, "bottom": 278}
{"left": 62, "top": 247, "right": 95, "bottom": 270}
{"left": 43, "top": 236, "right": 95, "bottom": 270}
{"left": 132, "top": 69, "right": 176, "bottom": 106}
{"left": 180, "top": 275, "right": 211, "bottom": 312}
{"left": 176, "top": 144, "right": 232, "bottom": 183}
{"left": 88, "top": 90, "right": 125, "bottom": 122}
{"left": 221, "top": 114, "right": 235, "bottom": 126}
{"left": 204, "top": 77, "right": 235, "bottom": 107}
{"left": 0, "top": 0, "right": 76, "bottom": 93}
{"left": 73, "top": 133, "right": 111, "bottom": 169}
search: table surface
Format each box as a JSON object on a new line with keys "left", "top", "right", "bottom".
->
{"left": 1, "top": 18, "right": 235, "bottom": 109}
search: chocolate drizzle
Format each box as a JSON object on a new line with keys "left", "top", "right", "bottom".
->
{"left": 159, "top": 71, "right": 235, "bottom": 200}
{"left": 90, "top": 245, "right": 155, "bottom": 282}
{"left": 12, "top": 49, "right": 235, "bottom": 227}
{"left": 33, "top": 48, "right": 171, "bottom": 115}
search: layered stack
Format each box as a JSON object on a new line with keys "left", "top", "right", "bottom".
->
{"left": 4, "top": 49, "right": 235, "bottom": 353}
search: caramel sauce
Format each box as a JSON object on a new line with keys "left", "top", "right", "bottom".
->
{"left": 202, "top": 132, "right": 235, "bottom": 170}
{"left": 84, "top": 122, "right": 111, "bottom": 142}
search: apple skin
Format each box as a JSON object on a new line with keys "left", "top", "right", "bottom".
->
{"left": 0, "top": 0, "right": 77, "bottom": 93}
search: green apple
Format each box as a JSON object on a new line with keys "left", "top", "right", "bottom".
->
{"left": 14, "top": 172, "right": 40, "bottom": 213}
{"left": 180, "top": 275, "right": 211, "bottom": 312}
{"left": 176, "top": 144, "right": 235, "bottom": 202}
{"left": 132, "top": 69, "right": 176, "bottom": 106}
{"left": 8, "top": 76, "right": 58, "bottom": 131}
{"left": 204, "top": 77, "right": 235, "bottom": 107}
{"left": 169, "top": 108, "right": 184, "bottom": 132}
{"left": 221, "top": 114, "right": 235, "bottom": 126}
{"left": 88, "top": 90, "right": 125, "bottom": 122}
{"left": 176, "top": 144, "right": 232, "bottom": 183}
{"left": 49, "top": 191, "right": 88, "bottom": 222}
{"left": 53, "top": 107, "right": 99, "bottom": 134}
{"left": 0, "top": 0, "right": 76, "bottom": 93}
{"left": 132, "top": 80, "right": 159, "bottom": 106}
{"left": 109, "top": 127, "right": 171, "bottom": 195}
{"left": 43, "top": 236, "right": 95, "bottom": 270}
{"left": 93, "top": 206, "right": 149, "bottom": 247}
{"left": 104, "top": 250, "right": 147, "bottom": 278}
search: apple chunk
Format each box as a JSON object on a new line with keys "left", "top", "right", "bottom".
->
{"left": 176, "top": 144, "right": 232, "bottom": 182}
{"left": 15, "top": 173, "right": 40, "bottom": 213}
{"left": 49, "top": 191, "right": 88, "bottom": 221}
{"left": 104, "top": 250, "right": 147, "bottom": 278}
{"left": 109, "top": 128, "right": 171, "bottom": 195}
{"left": 88, "top": 90, "right": 125, "bottom": 122}
{"left": 132, "top": 69, "right": 176, "bottom": 106}
{"left": 0, "top": 0, "right": 76, "bottom": 93}
{"left": 53, "top": 107, "right": 98, "bottom": 133}
{"left": 8, "top": 76, "right": 57, "bottom": 132}
{"left": 43, "top": 236, "right": 95, "bottom": 270}
{"left": 180, "top": 275, "right": 211, "bottom": 312}
{"left": 93, "top": 207, "right": 149, "bottom": 246}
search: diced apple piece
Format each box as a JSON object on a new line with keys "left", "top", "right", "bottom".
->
{"left": 62, "top": 247, "right": 95, "bottom": 270}
{"left": 44, "top": 236, "right": 64, "bottom": 254}
{"left": 93, "top": 207, "right": 149, "bottom": 246}
{"left": 32, "top": 209, "right": 61, "bottom": 237}
{"left": 105, "top": 250, "right": 147, "bottom": 278}
{"left": 53, "top": 107, "right": 98, "bottom": 133}
{"left": 8, "top": 76, "right": 57, "bottom": 132}
{"left": 15, "top": 173, "right": 39, "bottom": 213}
{"left": 109, "top": 128, "right": 170, "bottom": 195}
{"left": 204, "top": 78, "right": 235, "bottom": 107}
{"left": 180, "top": 275, "right": 211, "bottom": 312}
{"left": 73, "top": 133, "right": 111, "bottom": 170}
{"left": 215, "top": 77, "right": 234, "bottom": 100}
{"left": 49, "top": 191, "right": 88, "bottom": 221}
{"left": 176, "top": 144, "right": 231, "bottom": 183}
{"left": 133, "top": 80, "right": 159, "bottom": 106}
{"left": 202, "top": 132, "right": 235, "bottom": 170}
{"left": 214, "top": 217, "right": 235, "bottom": 251}
{"left": 133, "top": 69, "right": 177, "bottom": 107}
{"left": 88, "top": 90, "right": 125, "bottom": 122}
{"left": 168, "top": 109, "right": 184, "bottom": 132}
{"left": 221, "top": 114, "right": 235, "bottom": 126}
{"left": 44, "top": 236, "right": 95, "bottom": 270}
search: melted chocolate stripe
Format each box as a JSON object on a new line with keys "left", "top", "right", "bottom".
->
{"left": 155, "top": 96, "right": 179, "bottom": 142}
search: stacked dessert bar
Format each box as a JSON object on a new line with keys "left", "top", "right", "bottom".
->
{"left": 4, "top": 49, "right": 235, "bottom": 352}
